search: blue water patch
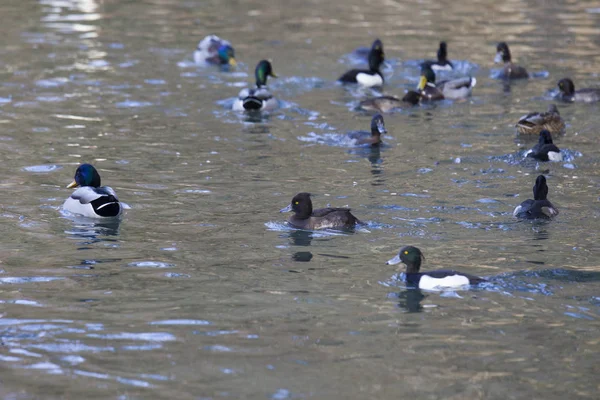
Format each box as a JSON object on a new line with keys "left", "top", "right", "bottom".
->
{"left": 22, "top": 164, "right": 62, "bottom": 173}
{"left": 115, "top": 100, "right": 153, "bottom": 108}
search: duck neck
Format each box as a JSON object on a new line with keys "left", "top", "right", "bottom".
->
{"left": 405, "top": 260, "right": 421, "bottom": 274}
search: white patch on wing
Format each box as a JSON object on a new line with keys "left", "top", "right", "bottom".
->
{"left": 548, "top": 151, "right": 563, "bottom": 162}
{"left": 62, "top": 197, "right": 99, "bottom": 218}
{"left": 432, "top": 64, "right": 453, "bottom": 72}
{"left": 512, "top": 205, "right": 522, "bottom": 217}
{"left": 70, "top": 187, "right": 103, "bottom": 204}
{"left": 356, "top": 72, "right": 383, "bottom": 88}
{"left": 419, "top": 274, "right": 470, "bottom": 290}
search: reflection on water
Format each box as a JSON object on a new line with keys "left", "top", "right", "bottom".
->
{"left": 62, "top": 214, "right": 121, "bottom": 244}
{"left": 396, "top": 288, "right": 426, "bottom": 313}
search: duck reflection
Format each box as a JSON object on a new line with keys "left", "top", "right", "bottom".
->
{"left": 397, "top": 288, "right": 426, "bottom": 313}
{"left": 287, "top": 230, "right": 314, "bottom": 262}
{"left": 63, "top": 214, "right": 121, "bottom": 245}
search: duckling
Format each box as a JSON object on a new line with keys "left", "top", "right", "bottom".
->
{"left": 556, "top": 78, "right": 600, "bottom": 103}
{"left": 193, "top": 35, "right": 237, "bottom": 68}
{"left": 494, "top": 42, "right": 528, "bottom": 79}
{"left": 418, "top": 65, "right": 476, "bottom": 101}
{"left": 280, "top": 192, "right": 361, "bottom": 230}
{"left": 525, "top": 130, "right": 562, "bottom": 162}
{"left": 359, "top": 91, "right": 421, "bottom": 112}
{"left": 513, "top": 175, "right": 559, "bottom": 219}
{"left": 232, "top": 60, "right": 278, "bottom": 111}
{"left": 347, "top": 114, "right": 387, "bottom": 146}
{"left": 63, "top": 164, "right": 123, "bottom": 218}
{"left": 339, "top": 39, "right": 385, "bottom": 88}
{"left": 386, "top": 246, "right": 486, "bottom": 290}
{"left": 516, "top": 104, "right": 565, "bottom": 136}
{"left": 421, "top": 41, "right": 454, "bottom": 72}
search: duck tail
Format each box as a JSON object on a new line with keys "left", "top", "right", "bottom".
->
{"left": 242, "top": 96, "right": 263, "bottom": 110}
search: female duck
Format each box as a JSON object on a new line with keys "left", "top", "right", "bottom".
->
{"left": 513, "top": 175, "right": 559, "bottom": 219}
{"left": 347, "top": 114, "right": 387, "bottom": 146}
{"left": 63, "top": 164, "right": 123, "bottom": 218}
{"left": 232, "top": 60, "right": 278, "bottom": 111}
{"left": 421, "top": 41, "right": 454, "bottom": 72}
{"left": 494, "top": 42, "right": 528, "bottom": 79}
{"left": 556, "top": 78, "right": 600, "bottom": 103}
{"left": 194, "top": 35, "right": 237, "bottom": 68}
{"left": 516, "top": 104, "right": 565, "bottom": 136}
{"left": 386, "top": 246, "right": 486, "bottom": 290}
{"left": 418, "top": 65, "right": 476, "bottom": 101}
{"left": 280, "top": 192, "right": 361, "bottom": 230}
{"left": 338, "top": 39, "right": 385, "bottom": 88}
{"left": 525, "top": 130, "right": 562, "bottom": 162}
{"left": 359, "top": 91, "right": 421, "bottom": 112}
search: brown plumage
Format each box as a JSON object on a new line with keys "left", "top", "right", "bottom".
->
{"left": 516, "top": 104, "right": 565, "bottom": 136}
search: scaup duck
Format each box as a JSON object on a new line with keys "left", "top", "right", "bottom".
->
{"left": 494, "top": 42, "right": 528, "bottom": 79}
{"left": 421, "top": 41, "right": 454, "bottom": 72}
{"left": 516, "top": 104, "right": 565, "bottom": 136}
{"left": 280, "top": 192, "right": 361, "bottom": 230}
{"left": 418, "top": 65, "right": 476, "bottom": 101}
{"left": 194, "top": 35, "right": 237, "bottom": 68}
{"left": 525, "top": 130, "right": 562, "bottom": 162}
{"left": 63, "top": 164, "right": 123, "bottom": 218}
{"left": 232, "top": 60, "right": 278, "bottom": 111}
{"left": 386, "top": 246, "right": 486, "bottom": 290}
{"left": 347, "top": 114, "right": 387, "bottom": 146}
{"left": 338, "top": 39, "right": 385, "bottom": 88}
{"left": 556, "top": 78, "right": 600, "bottom": 103}
{"left": 358, "top": 91, "right": 421, "bottom": 112}
{"left": 513, "top": 175, "right": 559, "bottom": 219}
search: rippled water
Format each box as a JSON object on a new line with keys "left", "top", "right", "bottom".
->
{"left": 1, "top": 0, "right": 600, "bottom": 398}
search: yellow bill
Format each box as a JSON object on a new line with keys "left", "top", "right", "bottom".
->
{"left": 67, "top": 180, "right": 79, "bottom": 189}
{"left": 418, "top": 75, "right": 427, "bottom": 91}
{"left": 228, "top": 57, "right": 237, "bottom": 67}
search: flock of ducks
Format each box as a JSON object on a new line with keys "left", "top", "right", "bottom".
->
{"left": 61, "top": 35, "right": 600, "bottom": 291}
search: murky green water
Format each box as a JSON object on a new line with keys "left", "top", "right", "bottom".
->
{"left": 1, "top": 0, "right": 600, "bottom": 398}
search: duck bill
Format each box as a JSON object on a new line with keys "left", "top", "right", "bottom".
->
{"left": 270, "top": 71, "right": 278, "bottom": 78}
{"left": 228, "top": 57, "right": 237, "bottom": 67}
{"left": 377, "top": 122, "right": 387, "bottom": 134}
{"left": 66, "top": 180, "right": 79, "bottom": 189}
{"left": 386, "top": 254, "right": 402, "bottom": 265}
{"left": 494, "top": 52, "right": 503, "bottom": 63}
{"left": 417, "top": 76, "right": 427, "bottom": 91}
{"left": 279, "top": 204, "right": 292, "bottom": 213}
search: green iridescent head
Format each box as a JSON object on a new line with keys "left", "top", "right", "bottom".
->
{"left": 255, "top": 60, "right": 277, "bottom": 87}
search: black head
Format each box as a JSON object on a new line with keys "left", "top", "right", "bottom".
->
{"left": 402, "top": 90, "right": 421, "bottom": 105}
{"left": 538, "top": 129, "right": 554, "bottom": 145}
{"left": 533, "top": 175, "right": 549, "bottom": 201}
{"left": 370, "top": 114, "right": 387, "bottom": 137}
{"left": 280, "top": 192, "right": 313, "bottom": 219}
{"left": 418, "top": 65, "right": 436, "bottom": 90}
{"left": 255, "top": 60, "right": 277, "bottom": 87}
{"left": 437, "top": 41, "right": 448, "bottom": 62}
{"left": 67, "top": 163, "right": 101, "bottom": 188}
{"left": 386, "top": 245, "right": 424, "bottom": 273}
{"left": 495, "top": 42, "right": 511, "bottom": 63}
{"left": 368, "top": 39, "right": 385, "bottom": 72}
{"left": 557, "top": 78, "right": 575, "bottom": 96}
{"left": 547, "top": 104, "right": 559, "bottom": 115}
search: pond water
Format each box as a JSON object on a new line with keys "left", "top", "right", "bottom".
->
{"left": 1, "top": 0, "right": 600, "bottom": 398}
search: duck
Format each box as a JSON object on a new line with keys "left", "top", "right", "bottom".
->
{"left": 358, "top": 91, "right": 421, "bottom": 112}
{"left": 421, "top": 41, "right": 454, "bottom": 72}
{"left": 418, "top": 65, "right": 476, "bottom": 101}
{"left": 555, "top": 78, "right": 600, "bottom": 103}
{"left": 232, "top": 60, "right": 278, "bottom": 111}
{"left": 494, "top": 42, "right": 528, "bottom": 79}
{"left": 515, "top": 104, "right": 565, "bottom": 136}
{"left": 513, "top": 175, "right": 559, "bottom": 219}
{"left": 63, "top": 164, "right": 123, "bottom": 218}
{"left": 386, "top": 246, "right": 486, "bottom": 290}
{"left": 338, "top": 39, "right": 385, "bottom": 88}
{"left": 346, "top": 114, "right": 387, "bottom": 146}
{"left": 193, "top": 35, "right": 237, "bottom": 68}
{"left": 280, "top": 192, "right": 361, "bottom": 230}
{"left": 525, "top": 130, "right": 562, "bottom": 162}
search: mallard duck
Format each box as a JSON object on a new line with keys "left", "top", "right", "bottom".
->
{"left": 358, "top": 91, "right": 421, "bottom": 112}
{"left": 386, "top": 246, "right": 486, "bottom": 290}
{"left": 513, "top": 175, "right": 559, "bottom": 219}
{"left": 525, "top": 130, "right": 562, "bottom": 162}
{"left": 63, "top": 164, "right": 123, "bottom": 218}
{"left": 418, "top": 65, "right": 476, "bottom": 101}
{"left": 193, "top": 35, "right": 236, "bottom": 68}
{"left": 232, "top": 60, "right": 278, "bottom": 111}
{"left": 516, "top": 104, "right": 565, "bottom": 135}
{"left": 280, "top": 192, "right": 361, "bottom": 230}
{"left": 347, "top": 114, "right": 387, "bottom": 146}
{"left": 556, "top": 78, "right": 600, "bottom": 103}
{"left": 494, "top": 42, "right": 528, "bottom": 79}
{"left": 338, "top": 39, "right": 385, "bottom": 87}
{"left": 421, "top": 41, "right": 454, "bottom": 72}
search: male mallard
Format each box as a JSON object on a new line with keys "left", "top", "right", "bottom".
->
{"left": 513, "top": 175, "right": 559, "bottom": 219}
{"left": 494, "top": 42, "right": 528, "bottom": 79}
{"left": 232, "top": 60, "right": 278, "bottom": 111}
{"left": 358, "top": 91, "right": 421, "bottom": 112}
{"left": 193, "top": 35, "right": 237, "bottom": 68}
{"left": 339, "top": 39, "right": 385, "bottom": 88}
{"left": 63, "top": 164, "right": 123, "bottom": 218}
{"left": 347, "top": 114, "right": 387, "bottom": 146}
{"left": 525, "top": 130, "right": 562, "bottom": 162}
{"left": 280, "top": 192, "right": 361, "bottom": 230}
{"left": 418, "top": 65, "right": 476, "bottom": 101}
{"left": 421, "top": 41, "right": 454, "bottom": 72}
{"left": 556, "top": 78, "right": 600, "bottom": 103}
{"left": 516, "top": 104, "right": 565, "bottom": 136}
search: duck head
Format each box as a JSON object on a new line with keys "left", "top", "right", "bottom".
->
{"left": 437, "top": 41, "right": 448, "bottom": 62}
{"left": 255, "top": 60, "right": 277, "bottom": 88}
{"left": 67, "top": 163, "right": 101, "bottom": 188}
{"left": 557, "top": 78, "right": 575, "bottom": 96}
{"left": 368, "top": 39, "right": 385, "bottom": 72}
{"left": 218, "top": 44, "right": 236, "bottom": 67}
{"left": 495, "top": 42, "right": 511, "bottom": 63}
{"left": 386, "top": 245, "right": 424, "bottom": 273}
{"left": 370, "top": 114, "right": 387, "bottom": 138}
{"left": 533, "top": 175, "right": 549, "bottom": 201}
{"left": 538, "top": 129, "right": 554, "bottom": 145}
{"left": 418, "top": 65, "right": 436, "bottom": 90}
{"left": 280, "top": 192, "right": 313, "bottom": 219}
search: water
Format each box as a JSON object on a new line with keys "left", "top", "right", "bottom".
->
{"left": 1, "top": 0, "right": 600, "bottom": 398}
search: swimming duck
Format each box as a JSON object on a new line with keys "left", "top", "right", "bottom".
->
{"left": 193, "top": 35, "right": 237, "bottom": 68}
{"left": 280, "top": 192, "right": 361, "bottom": 230}
{"left": 347, "top": 114, "right": 387, "bottom": 146}
{"left": 232, "top": 60, "right": 278, "bottom": 111}
{"left": 494, "top": 42, "right": 528, "bottom": 79}
{"left": 418, "top": 65, "right": 476, "bottom": 101}
{"left": 525, "top": 130, "right": 562, "bottom": 162}
{"left": 358, "top": 91, "right": 421, "bottom": 112}
{"left": 421, "top": 41, "right": 454, "bottom": 72}
{"left": 516, "top": 104, "right": 565, "bottom": 136}
{"left": 338, "top": 39, "right": 385, "bottom": 88}
{"left": 555, "top": 78, "right": 600, "bottom": 103}
{"left": 386, "top": 246, "right": 486, "bottom": 290}
{"left": 513, "top": 175, "right": 559, "bottom": 219}
{"left": 63, "top": 164, "right": 123, "bottom": 218}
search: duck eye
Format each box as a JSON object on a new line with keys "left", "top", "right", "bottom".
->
{"left": 404, "top": 250, "right": 409, "bottom": 255}
{"left": 295, "top": 201, "right": 299, "bottom": 205}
